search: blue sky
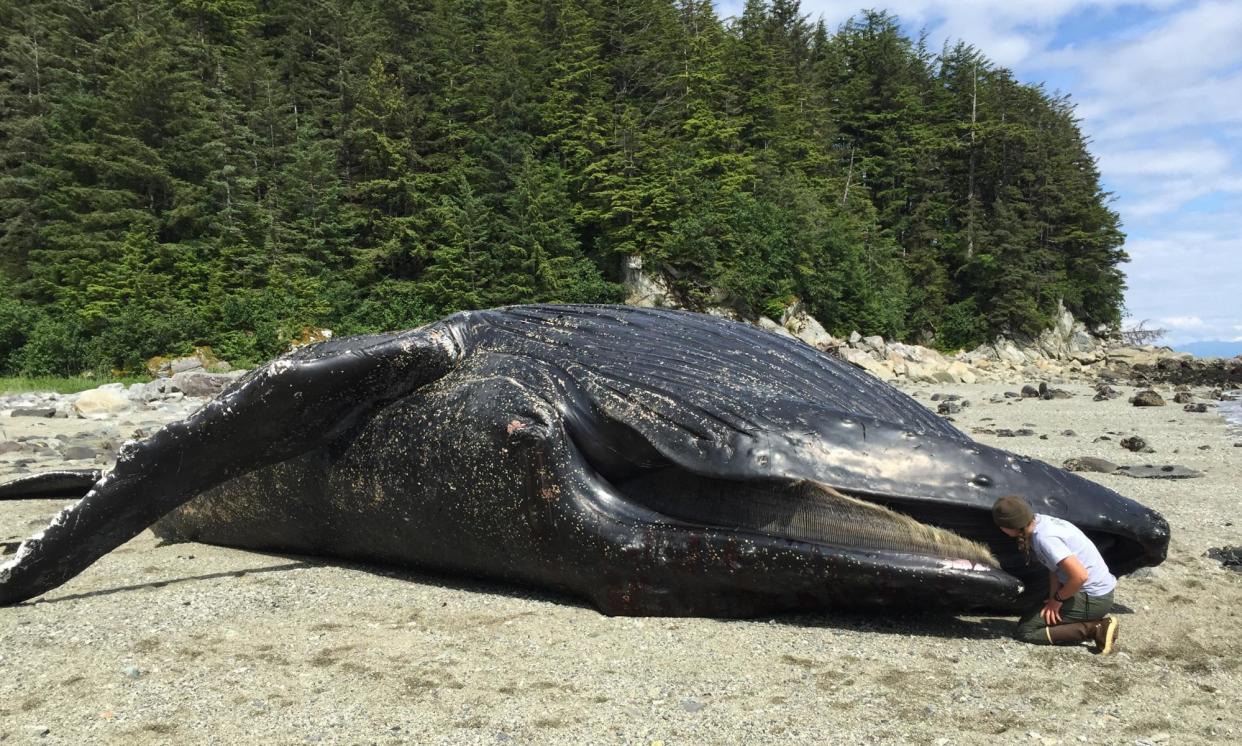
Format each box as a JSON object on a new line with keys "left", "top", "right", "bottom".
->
{"left": 716, "top": 1, "right": 1242, "bottom": 345}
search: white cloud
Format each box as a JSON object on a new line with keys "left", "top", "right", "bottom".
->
{"left": 1159, "top": 315, "right": 1205, "bottom": 329}
{"left": 1096, "top": 142, "right": 1231, "bottom": 179}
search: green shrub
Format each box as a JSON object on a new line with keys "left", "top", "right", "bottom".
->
{"left": 17, "top": 313, "right": 89, "bottom": 376}
{"left": 938, "top": 298, "right": 988, "bottom": 350}
{"left": 0, "top": 296, "right": 32, "bottom": 375}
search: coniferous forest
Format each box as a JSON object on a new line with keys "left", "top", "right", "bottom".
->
{"left": 0, "top": 0, "right": 1127, "bottom": 375}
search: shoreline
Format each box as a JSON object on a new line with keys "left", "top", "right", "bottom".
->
{"left": 2, "top": 380, "right": 1240, "bottom": 744}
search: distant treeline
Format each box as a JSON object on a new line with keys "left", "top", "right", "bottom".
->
{"left": 0, "top": 0, "right": 1125, "bottom": 375}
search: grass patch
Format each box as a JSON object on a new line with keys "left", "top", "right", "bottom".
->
{"left": 0, "top": 376, "right": 148, "bottom": 395}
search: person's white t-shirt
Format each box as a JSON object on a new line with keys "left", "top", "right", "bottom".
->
{"left": 1031, "top": 514, "right": 1117, "bottom": 596}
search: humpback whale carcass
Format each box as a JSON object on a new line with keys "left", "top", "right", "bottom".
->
{"left": 0, "top": 305, "right": 1169, "bottom": 616}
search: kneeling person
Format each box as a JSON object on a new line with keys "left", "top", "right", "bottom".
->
{"left": 992, "top": 495, "right": 1119, "bottom": 654}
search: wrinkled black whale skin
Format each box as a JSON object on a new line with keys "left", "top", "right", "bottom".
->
{"left": 0, "top": 305, "right": 1169, "bottom": 616}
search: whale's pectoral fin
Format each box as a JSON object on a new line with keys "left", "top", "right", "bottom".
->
{"left": 0, "top": 471, "right": 102, "bottom": 501}
{"left": 0, "top": 321, "right": 467, "bottom": 605}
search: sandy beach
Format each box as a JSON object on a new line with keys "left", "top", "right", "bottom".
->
{"left": 1, "top": 380, "right": 1239, "bottom": 745}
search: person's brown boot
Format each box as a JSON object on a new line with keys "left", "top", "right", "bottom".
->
{"left": 1045, "top": 617, "right": 1118, "bottom": 652}
{"left": 1090, "top": 616, "right": 1118, "bottom": 655}
{"left": 1045, "top": 621, "right": 1091, "bottom": 645}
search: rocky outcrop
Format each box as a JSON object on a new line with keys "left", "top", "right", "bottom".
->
{"left": 622, "top": 255, "right": 677, "bottom": 308}
{"left": 744, "top": 297, "right": 1239, "bottom": 390}
{"left": 147, "top": 346, "right": 228, "bottom": 378}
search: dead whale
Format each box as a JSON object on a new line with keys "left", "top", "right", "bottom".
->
{"left": 0, "top": 305, "right": 1169, "bottom": 616}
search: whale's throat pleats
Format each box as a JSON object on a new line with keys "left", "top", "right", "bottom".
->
{"left": 616, "top": 467, "right": 998, "bottom": 567}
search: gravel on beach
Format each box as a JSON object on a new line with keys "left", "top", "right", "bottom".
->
{"left": 1, "top": 381, "right": 1240, "bottom": 745}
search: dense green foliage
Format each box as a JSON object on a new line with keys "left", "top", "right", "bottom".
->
{"left": 0, "top": 0, "right": 1125, "bottom": 374}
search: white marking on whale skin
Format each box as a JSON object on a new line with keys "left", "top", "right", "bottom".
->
{"left": 0, "top": 500, "right": 83, "bottom": 578}
{"left": 937, "top": 558, "right": 990, "bottom": 572}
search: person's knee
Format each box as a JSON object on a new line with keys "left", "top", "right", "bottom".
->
{"left": 1015, "top": 621, "right": 1050, "bottom": 645}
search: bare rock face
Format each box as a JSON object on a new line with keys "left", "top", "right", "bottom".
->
{"left": 622, "top": 255, "right": 676, "bottom": 308}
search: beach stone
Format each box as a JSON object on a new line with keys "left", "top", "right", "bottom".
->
{"left": 1120, "top": 436, "right": 1147, "bottom": 452}
{"left": 995, "top": 428, "right": 1035, "bottom": 437}
{"left": 680, "top": 698, "right": 705, "bottom": 713}
{"left": 121, "top": 665, "right": 142, "bottom": 679}
{"left": 1183, "top": 403, "right": 1208, "bottom": 413}
{"left": 1063, "top": 457, "right": 1119, "bottom": 474}
{"left": 74, "top": 388, "right": 131, "bottom": 418}
{"left": 1115, "top": 464, "right": 1203, "bottom": 479}
{"left": 1003, "top": 391, "right": 1020, "bottom": 399}
{"left": 1205, "top": 546, "right": 1242, "bottom": 571}
{"left": 1131, "top": 390, "right": 1165, "bottom": 407}
{"left": 62, "top": 445, "right": 99, "bottom": 460}
{"left": 11, "top": 408, "right": 55, "bottom": 418}
{"left": 937, "top": 401, "right": 961, "bottom": 415}
{"left": 1039, "top": 382, "right": 1072, "bottom": 399}
{"left": 1094, "top": 385, "right": 1120, "bottom": 401}
{"left": 1172, "top": 392, "right": 1193, "bottom": 404}
{"left": 1061, "top": 430, "right": 1077, "bottom": 436}
{"left": 1021, "top": 384, "right": 1040, "bottom": 398}
{"left": 0, "top": 441, "right": 23, "bottom": 454}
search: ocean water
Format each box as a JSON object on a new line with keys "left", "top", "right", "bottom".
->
{"left": 1221, "top": 396, "right": 1242, "bottom": 436}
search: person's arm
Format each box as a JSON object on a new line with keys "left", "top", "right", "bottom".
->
{"left": 1041, "top": 554, "right": 1088, "bottom": 625}
{"left": 1053, "top": 555, "right": 1089, "bottom": 600}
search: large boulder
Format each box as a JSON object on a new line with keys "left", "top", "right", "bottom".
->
{"left": 74, "top": 385, "right": 132, "bottom": 419}
{"left": 1107, "top": 346, "right": 1165, "bottom": 368}
{"left": 1131, "top": 389, "right": 1166, "bottom": 407}
{"left": 945, "top": 361, "right": 977, "bottom": 385}
{"left": 147, "top": 346, "right": 222, "bottom": 378}
{"left": 170, "top": 371, "right": 245, "bottom": 398}
{"left": 756, "top": 316, "right": 796, "bottom": 339}
{"left": 839, "top": 347, "right": 894, "bottom": 379}
{"left": 782, "top": 309, "right": 839, "bottom": 350}
{"left": 994, "top": 338, "right": 1028, "bottom": 366}
{"left": 860, "top": 335, "right": 886, "bottom": 357}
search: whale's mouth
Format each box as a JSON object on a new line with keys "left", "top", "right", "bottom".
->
{"left": 569, "top": 416, "right": 1163, "bottom": 592}
{"left": 613, "top": 466, "right": 1000, "bottom": 569}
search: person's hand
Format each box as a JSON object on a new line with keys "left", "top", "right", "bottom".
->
{"left": 1041, "top": 598, "right": 1063, "bottom": 625}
